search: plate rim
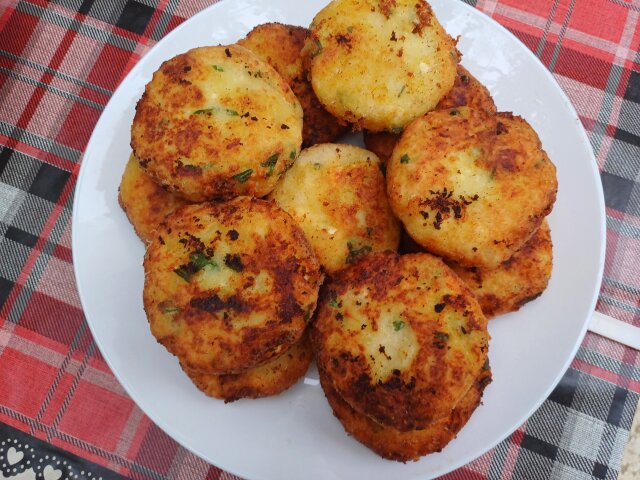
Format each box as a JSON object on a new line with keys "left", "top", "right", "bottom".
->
{"left": 71, "top": 0, "right": 607, "bottom": 477}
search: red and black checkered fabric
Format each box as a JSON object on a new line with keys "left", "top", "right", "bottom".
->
{"left": 0, "top": 0, "right": 639, "bottom": 479}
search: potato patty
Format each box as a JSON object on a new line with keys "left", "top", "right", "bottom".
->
{"left": 143, "top": 198, "right": 323, "bottom": 374}
{"left": 118, "top": 153, "right": 188, "bottom": 244}
{"left": 387, "top": 107, "right": 557, "bottom": 268}
{"left": 450, "top": 220, "right": 553, "bottom": 318}
{"left": 238, "top": 22, "right": 348, "bottom": 147}
{"left": 182, "top": 333, "right": 312, "bottom": 402}
{"left": 268, "top": 144, "right": 400, "bottom": 273}
{"left": 319, "top": 363, "right": 491, "bottom": 461}
{"left": 363, "top": 65, "right": 496, "bottom": 163}
{"left": 305, "top": 0, "right": 458, "bottom": 132}
{"left": 131, "top": 45, "right": 303, "bottom": 202}
{"left": 311, "top": 251, "right": 489, "bottom": 431}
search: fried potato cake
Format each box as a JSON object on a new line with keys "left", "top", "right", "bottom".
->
{"left": 131, "top": 45, "right": 303, "bottom": 202}
{"left": 304, "top": 0, "right": 458, "bottom": 132}
{"left": 363, "top": 65, "right": 497, "bottom": 163}
{"left": 182, "top": 333, "right": 313, "bottom": 402}
{"left": 118, "top": 153, "right": 188, "bottom": 244}
{"left": 238, "top": 22, "right": 348, "bottom": 147}
{"left": 143, "top": 197, "right": 323, "bottom": 374}
{"left": 319, "top": 363, "right": 491, "bottom": 461}
{"left": 238, "top": 23, "right": 308, "bottom": 84}
{"left": 449, "top": 220, "right": 553, "bottom": 318}
{"left": 268, "top": 144, "right": 400, "bottom": 273}
{"left": 387, "top": 107, "right": 557, "bottom": 268}
{"left": 311, "top": 251, "right": 489, "bottom": 431}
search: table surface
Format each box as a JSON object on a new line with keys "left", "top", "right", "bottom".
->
{"left": 1, "top": 0, "right": 639, "bottom": 479}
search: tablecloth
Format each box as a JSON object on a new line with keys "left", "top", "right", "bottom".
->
{"left": 0, "top": 0, "right": 639, "bottom": 478}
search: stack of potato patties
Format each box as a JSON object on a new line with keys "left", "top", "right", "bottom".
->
{"left": 118, "top": 0, "right": 558, "bottom": 461}
{"left": 121, "top": 44, "right": 335, "bottom": 403}
{"left": 301, "top": 0, "right": 556, "bottom": 461}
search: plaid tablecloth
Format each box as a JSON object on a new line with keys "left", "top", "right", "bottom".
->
{"left": 1, "top": 0, "right": 639, "bottom": 478}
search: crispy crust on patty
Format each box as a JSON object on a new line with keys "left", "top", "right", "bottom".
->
{"left": 118, "top": 153, "right": 188, "bottom": 244}
{"left": 387, "top": 107, "right": 557, "bottom": 268}
{"left": 238, "top": 22, "right": 348, "bottom": 147}
{"left": 363, "top": 65, "right": 497, "bottom": 163}
{"left": 182, "top": 333, "right": 313, "bottom": 402}
{"left": 131, "top": 45, "right": 303, "bottom": 201}
{"left": 319, "top": 363, "right": 491, "bottom": 461}
{"left": 311, "top": 251, "right": 489, "bottom": 431}
{"left": 143, "top": 197, "right": 323, "bottom": 374}
{"left": 449, "top": 220, "right": 553, "bottom": 318}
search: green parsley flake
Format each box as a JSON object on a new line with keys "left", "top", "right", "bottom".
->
{"left": 174, "top": 251, "right": 218, "bottom": 282}
{"left": 393, "top": 320, "right": 405, "bottom": 331}
{"left": 434, "top": 331, "right": 449, "bottom": 342}
{"left": 346, "top": 242, "right": 372, "bottom": 264}
{"left": 328, "top": 290, "right": 340, "bottom": 308}
{"left": 190, "top": 252, "right": 218, "bottom": 270}
{"left": 400, "top": 154, "right": 410, "bottom": 164}
{"left": 212, "top": 65, "right": 224, "bottom": 72}
{"left": 174, "top": 266, "right": 192, "bottom": 282}
{"left": 232, "top": 169, "right": 253, "bottom": 183}
{"left": 158, "top": 300, "right": 181, "bottom": 314}
{"left": 261, "top": 153, "right": 279, "bottom": 177}
{"left": 193, "top": 106, "right": 239, "bottom": 116}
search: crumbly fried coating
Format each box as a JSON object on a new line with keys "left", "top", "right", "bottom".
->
{"left": 238, "top": 23, "right": 308, "bottom": 84}
{"left": 387, "top": 107, "right": 557, "bottom": 268}
{"left": 319, "top": 363, "right": 491, "bottom": 461}
{"left": 143, "top": 198, "right": 323, "bottom": 374}
{"left": 311, "top": 251, "right": 489, "bottom": 431}
{"left": 238, "top": 22, "right": 349, "bottom": 147}
{"left": 131, "top": 45, "right": 303, "bottom": 202}
{"left": 182, "top": 333, "right": 313, "bottom": 402}
{"left": 449, "top": 220, "right": 553, "bottom": 318}
{"left": 363, "top": 65, "right": 496, "bottom": 163}
{"left": 118, "top": 153, "right": 188, "bottom": 244}
{"left": 304, "top": 0, "right": 458, "bottom": 132}
{"left": 268, "top": 144, "right": 400, "bottom": 273}
{"left": 362, "top": 130, "right": 400, "bottom": 167}
{"left": 436, "top": 65, "right": 497, "bottom": 113}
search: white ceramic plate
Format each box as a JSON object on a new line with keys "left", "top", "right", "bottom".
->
{"left": 72, "top": 1, "right": 606, "bottom": 478}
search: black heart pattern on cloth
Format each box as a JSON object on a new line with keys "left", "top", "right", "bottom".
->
{"left": 0, "top": 422, "right": 127, "bottom": 480}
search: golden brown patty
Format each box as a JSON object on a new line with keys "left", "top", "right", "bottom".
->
{"left": 319, "top": 363, "right": 491, "bottom": 461}
{"left": 182, "top": 333, "right": 313, "bottom": 402}
{"left": 436, "top": 65, "right": 497, "bottom": 113}
{"left": 238, "top": 22, "right": 348, "bottom": 147}
{"left": 118, "top": 153, "right": 188, "bottom": 244}
{"left": 131, "top": 45, "right": 303, "bottom": 202}
{"left": 387, "top": 107, "right": 558, "bottom": 268}
{"left": 363, "top": 65, "right": 496, "bottom": 163}
{"left": 449, "top": 220, "right": 553, "bottom": 318}
{"left": 269, "top": 144, "right": 400, "bottom": 273}
{"left": 311, "top": 251, "right": 489, "bottom": 431}
{"left": 304, "top": 0, "right": 458, "bottom": 132}
{"left": 143, "top": 197, "right": 323, "bottom": 374}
